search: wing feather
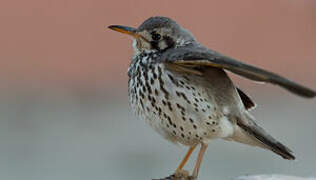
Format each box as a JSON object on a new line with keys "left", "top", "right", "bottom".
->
{"left": 160, "top": 44, "right": 316, "bottom": 98}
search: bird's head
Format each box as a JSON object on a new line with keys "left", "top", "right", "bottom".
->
{"left": 109, "top": 16, "right": 196, "bottom": 55}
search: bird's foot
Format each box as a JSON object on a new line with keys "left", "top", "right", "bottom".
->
{"left": 153, "top": 170, "right": 197, "bottom": 180}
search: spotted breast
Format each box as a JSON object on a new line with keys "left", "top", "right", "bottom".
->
{"left": 128, "top": 51, "right": 242, "bottom": 146}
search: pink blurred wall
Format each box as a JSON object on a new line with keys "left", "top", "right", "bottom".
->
{"left": 0, "top": 0, "right": 315, "bottom": 90}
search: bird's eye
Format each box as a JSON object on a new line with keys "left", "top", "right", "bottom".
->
{"left": 151, "top": 32, "right": 161, "bottom": 41}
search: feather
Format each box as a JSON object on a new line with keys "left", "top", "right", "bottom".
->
{"left": 160, "top": 44, "right": 316, "bottom": 98}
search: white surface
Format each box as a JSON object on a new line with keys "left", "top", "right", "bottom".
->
{"left": 235, "top": 175, "right": 316, "bottom": 180}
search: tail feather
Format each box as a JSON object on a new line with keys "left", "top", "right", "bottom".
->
{"left": 235, "top": 114, "right": 295, "bottom": 160}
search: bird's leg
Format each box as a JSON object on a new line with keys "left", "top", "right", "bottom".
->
{"left": 175, "top": 144, "right": 197, "bottom": 174}
{"left": 191, "top": 143, "right": 208, "bottom": 178}
{"left": 175, "top": 144, "right": 197, "bottom": 176}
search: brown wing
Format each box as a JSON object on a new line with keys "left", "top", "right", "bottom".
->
{"left": 160, "top": 44, "right": 316, "bottom": 98}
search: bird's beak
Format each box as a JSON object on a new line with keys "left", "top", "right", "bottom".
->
{"left": 108, "top": 25, "right": 139, "bottom": 38}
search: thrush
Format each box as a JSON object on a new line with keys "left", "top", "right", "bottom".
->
{"left": 108, "top": 16, "right": 316, "bottom": 179}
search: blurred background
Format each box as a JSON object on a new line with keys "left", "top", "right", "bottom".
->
{"left": 1, "top": 0, "right": 316, "bottom": 180}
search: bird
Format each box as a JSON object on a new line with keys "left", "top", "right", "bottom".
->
{"left": 108, "top": 16, "right": 316, "bottom": 179}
